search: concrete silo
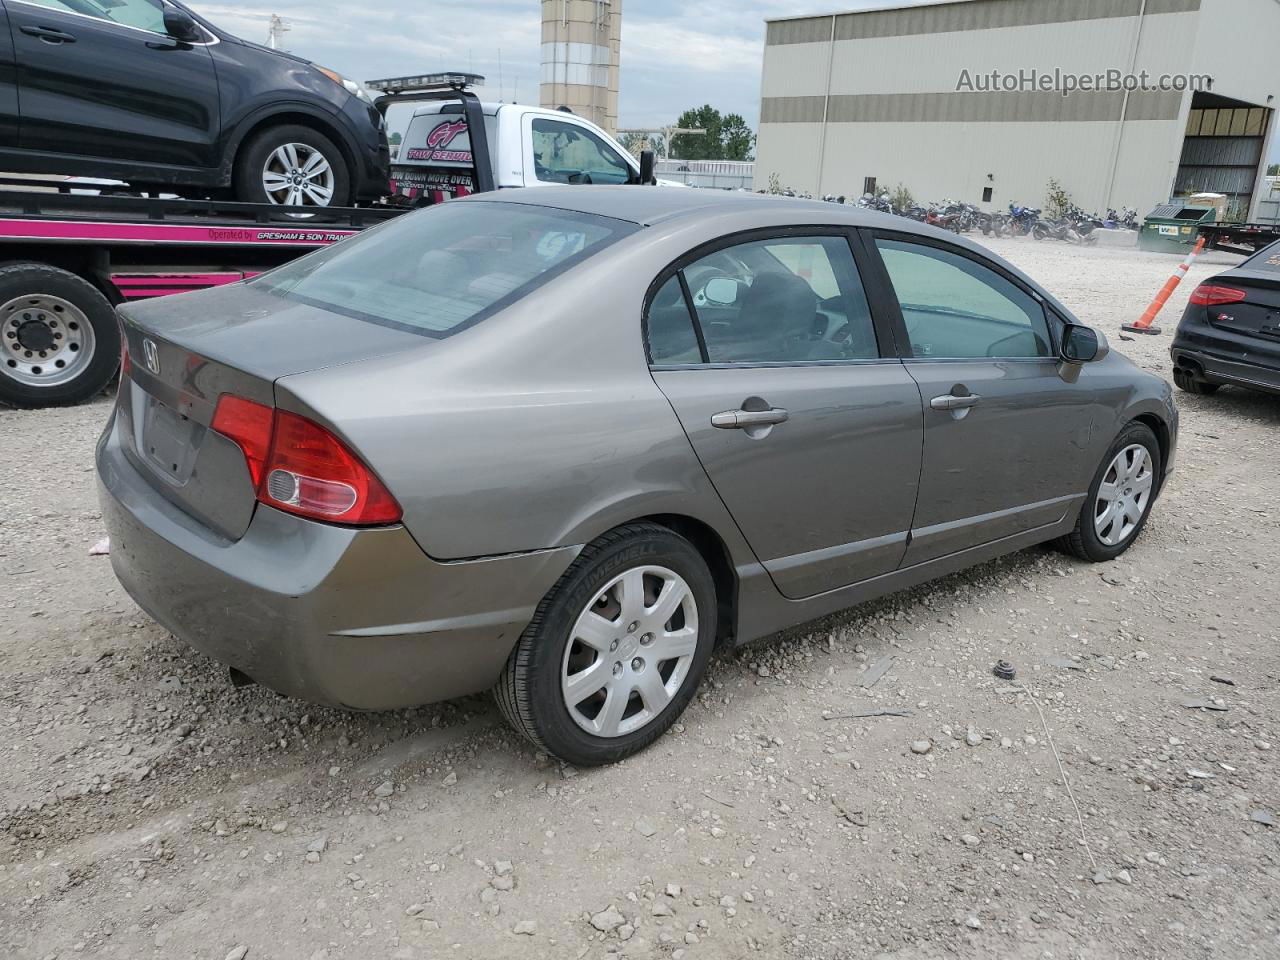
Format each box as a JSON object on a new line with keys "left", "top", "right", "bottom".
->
{"left": 539, "top": 0, "right": 621, "bottom": 136}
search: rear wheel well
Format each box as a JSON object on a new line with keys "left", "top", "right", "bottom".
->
{"left": 638, "top": 514, "right": 737, "bottom": 648}
{"left": 234, "top": 112, "right": 356, "bottom": 195}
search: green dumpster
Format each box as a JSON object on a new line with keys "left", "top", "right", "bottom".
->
{"left": 1139, "top": 203, "right": 1216, "bottom": 253}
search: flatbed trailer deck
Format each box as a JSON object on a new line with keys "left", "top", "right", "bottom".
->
{"left": 1194, "top": 221, "right": 1280, "bottom": 257}
{"left": 0, "top": 183, "right": 405, "bottom": 408}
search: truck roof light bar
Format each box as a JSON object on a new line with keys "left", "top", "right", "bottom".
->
{"left": 364, "top": 73, "right": 485, "bottom": 95}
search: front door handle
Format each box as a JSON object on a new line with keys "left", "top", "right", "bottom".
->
{"left": 20, "top": 25, "right": 76, "bottom": 42}
{"left": 930, "top": 393, "right": 981, "bottom": 411}
{"left": 711, "top": 407, "right": 790, "bottom": 429}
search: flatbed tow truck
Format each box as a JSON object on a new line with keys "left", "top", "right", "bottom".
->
{"left": 0, "top": 73, "right": 656, "bottom": 408}
{"left": 1193, "top": 220, "right": 1280, "bottom": 257}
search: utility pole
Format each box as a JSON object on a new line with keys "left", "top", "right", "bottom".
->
{"left": 266, "top": 14, "right": 291, "bottom": 50}
{"left": 616, "top": 126, "right": 706, "bottom": 159}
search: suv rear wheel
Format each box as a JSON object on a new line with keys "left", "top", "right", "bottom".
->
{"left": 234, "top": 125, "right": 351, "bottom": 208}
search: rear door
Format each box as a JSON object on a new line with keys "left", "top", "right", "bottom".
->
{"left": 9, "top": 0, "right": 219, "bottom": 170}
{"left": 865, "top": 231, "right": 1094, "bottom": 566}
{"left": 0, "top": 1, "right": 17, "bottom": 145}
{"left": 647, "top": 229, "right": 923, "bottom": 600}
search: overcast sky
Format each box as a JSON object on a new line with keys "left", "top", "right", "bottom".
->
{"left": 188, "top": 1, "right": 908, "bottom": 132}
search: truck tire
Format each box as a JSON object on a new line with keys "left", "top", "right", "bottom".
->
{"left": 234, "top": 125, "right": 351, "bottom": 208}
{"left": 0, "top": 263, "right": 120, "bottom": 408}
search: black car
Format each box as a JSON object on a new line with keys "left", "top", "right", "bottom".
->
{"left": 0, "top": 0, "right": 388, "bottom": 206}
{"left": 1171, "top": 239, "right": 1280, "bottom": 397}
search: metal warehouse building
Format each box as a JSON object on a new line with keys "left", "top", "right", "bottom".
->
{"left": 756, "top": 0, "right": 1280, "bottom": 221}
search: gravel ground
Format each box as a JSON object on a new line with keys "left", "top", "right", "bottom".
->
{"left": 1, "top": 237, "right": 1277, "bottom": 960}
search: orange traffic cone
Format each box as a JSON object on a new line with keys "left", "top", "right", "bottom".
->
{"left": 1123, "top": 236, "right": 1207, "bottom": 335}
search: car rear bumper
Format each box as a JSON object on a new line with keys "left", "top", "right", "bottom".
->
{"left": 1171, "top": 343, "right": 1280, "bottom": 396}
{"left": 96, "top": 413, "right": 578, "bottom": 710}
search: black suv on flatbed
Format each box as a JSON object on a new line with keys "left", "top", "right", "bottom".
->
{"left": 1171, "top": 239, "right": 1280, "bottom": 398}
{"left": 0, "top": 0, "right": 388, "bottom": 207}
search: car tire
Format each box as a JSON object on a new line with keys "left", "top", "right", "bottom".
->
{"left": 0, "top": 263, "right": 120, "bottom": 408}
{"left": 1172, "top": 368, "right": 1220, "bottom": 395}
{"left": 234, "top": 124, "right": 351, "bottom": 208}
{"left": 1056, "top": 422, "right": 1162, "bottom": 563}
{"left": 495, "top": 522, "right": 717, "bottom": 766}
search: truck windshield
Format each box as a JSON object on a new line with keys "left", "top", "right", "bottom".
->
{"left": 250, "top": 202, "right": 635, "bottom": 337}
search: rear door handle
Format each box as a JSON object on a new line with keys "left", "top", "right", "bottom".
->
{"left": 711, "top": 407, "right": 789, "bottom": 429}
{"left": 20, "top": 25, "right": 76, "bottom": 42}
{"left": 930, "top": 393, "right": 981, "bottom": 410}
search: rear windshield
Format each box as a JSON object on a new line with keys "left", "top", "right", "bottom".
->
{"left": 1244, "top": 239, "right": 1280, "bottom": 273}
{"left": 250, "top": 202, "right": 635, "bottom": 337}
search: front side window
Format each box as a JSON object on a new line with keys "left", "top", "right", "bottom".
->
{"left": 251, "top": 202, "right": 635, "bottom": 337}
{"left": 27, "top": 0, "right": 168, "bottom": 33}
{"left": 646, "top": 235, "right": 878, "bottom": 365}
{"left": 875, "top": 238, "right": 1051, "bottom": 359}
{"left": 532, "top": 118, "right": 632, "bottom": 185}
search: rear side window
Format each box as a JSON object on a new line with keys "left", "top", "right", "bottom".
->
{"left": 874, "top": 238, "right": 1050, "bottom": 359}
{"left": 251, "top": 202, "right": 635, "bottom": 337}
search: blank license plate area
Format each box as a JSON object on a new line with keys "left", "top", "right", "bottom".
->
{"left": 141, "top": 394, "right": 202, "bottom": 483}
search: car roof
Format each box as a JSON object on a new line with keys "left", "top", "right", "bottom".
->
{"left": 460, "top": 186, "right": 1083, "bottom": 328}
{"left": 464, "top": 185, "right": 901, "bottom": 229}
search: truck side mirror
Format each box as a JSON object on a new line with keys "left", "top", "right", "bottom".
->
{"left": 638, "top": 149, "right": 656, "bottom": 186}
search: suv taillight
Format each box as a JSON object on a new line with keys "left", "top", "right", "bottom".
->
{"left": 1189, "top": 284, "right": 1247, "bottom": 306}
{"left": 211, "top": 395, "right": 401, "bottom": 526}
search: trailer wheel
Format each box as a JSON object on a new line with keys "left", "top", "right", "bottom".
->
{"left": 0, "top": 263, "right": 120, "bottom": 409}
{"left": 234, "top": 125, "right": 351, "bottom": 208}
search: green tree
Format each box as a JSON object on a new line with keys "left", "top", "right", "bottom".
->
{"left": 1269, "top": 162, "right": 1280, "bottom": 176}
{"left": 389, "top": 131, "right": 402, "bottom": 146}
{"left": 720, "top": 113, "right": 755, "bottom": 161}
{"left": 670, "top": 105, "right": 724, "bottom": 161}
{"left": 669, "top": 106, "right": 757, "bottom": 161}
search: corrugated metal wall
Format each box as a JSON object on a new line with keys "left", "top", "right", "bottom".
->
{"left": 754, "top": 0, "right": 1225, "bottom": 214}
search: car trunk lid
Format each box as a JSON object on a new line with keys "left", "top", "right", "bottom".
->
{"left": 116, "top": 281, "right": 427, "bottom": 540}
{"left": 1206, "top": 270, "right": 1280, "bottom": 343}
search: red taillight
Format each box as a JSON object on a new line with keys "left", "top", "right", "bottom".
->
{"left": 1189, "top": 284, "right": 1248, "bottom": 306}
{"left": 120, "top": 341, "right": 132, "bottom": 378}
{"left": 211, "top": 395, "right": 401, "bottom": 526}
{"left": 211, "top": 395, "right": 274, "bottom": 487}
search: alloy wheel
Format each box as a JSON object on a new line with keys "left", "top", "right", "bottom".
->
{"left": 261, "top": 143, "right": 336, "bottom": 206}
{"left": 560, "top": 565, "right": 699, "bottom": 738}
{"left": 1, "top": 294, "right": 96, "bottom": 388}
{"left": 1094, "top": 443, "right": 1154, "bottom": 546}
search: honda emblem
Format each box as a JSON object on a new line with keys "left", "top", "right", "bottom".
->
{"left": 142, "top": 338, "right": 160, "bottom": 376}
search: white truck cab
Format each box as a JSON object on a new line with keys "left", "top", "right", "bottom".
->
{"left": 389, "top": 99, "right": 676, "bottom": 203}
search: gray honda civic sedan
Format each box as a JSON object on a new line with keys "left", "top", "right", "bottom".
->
{"left": 97, "top": 187, "right": 1177, "bottom": 765}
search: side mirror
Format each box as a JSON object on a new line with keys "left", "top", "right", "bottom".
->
{"left": 638, "top": 149, "right": 656, "bottom": 186}
{"left": 703, "top": 278, "right": 740, "bottom": 305}
{"left": 1061, "top": 323, "right": 1100, "bottom": 363}
{"left": 163, "top": 7, "right": 203, "bottom": 43}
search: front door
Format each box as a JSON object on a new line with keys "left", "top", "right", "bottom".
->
{"left": 9, "top": 0, "right": 219, "bottom": 171}
{"left": 867, "top": 232, "right": 1096, "bottom": 566}
{"left": 647, "top": 231, "right": 924, "bottom": 600}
